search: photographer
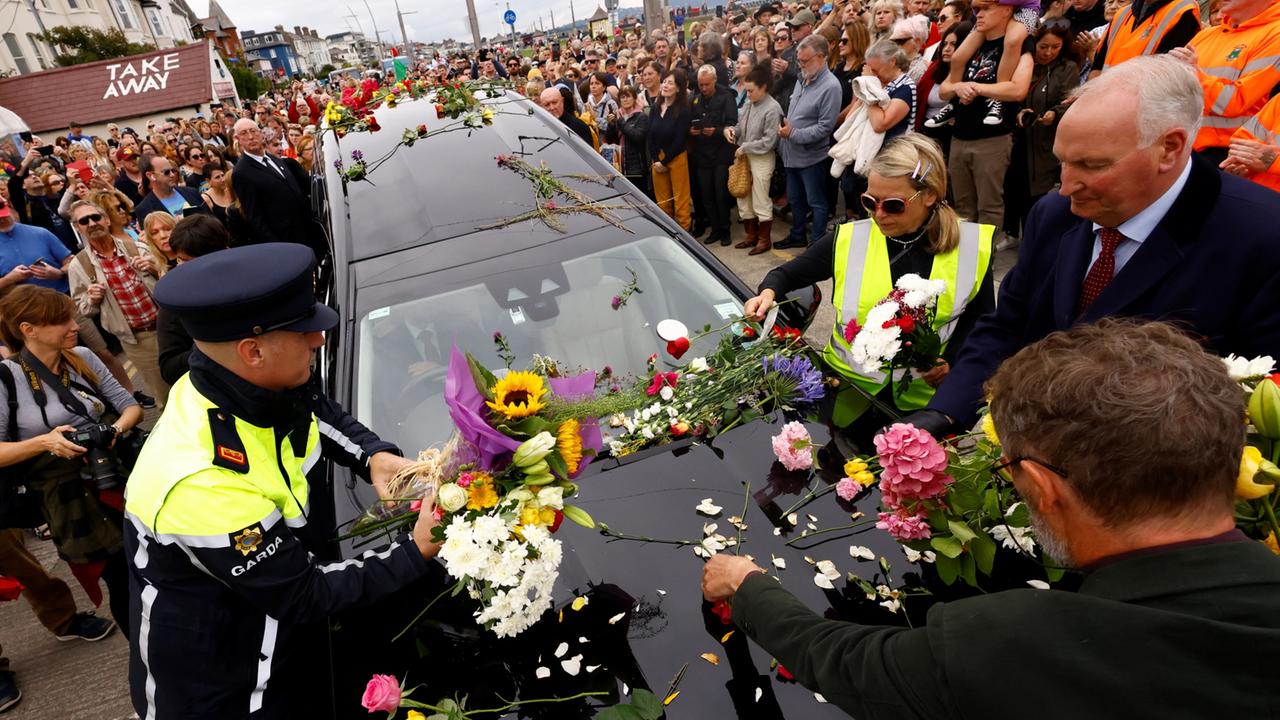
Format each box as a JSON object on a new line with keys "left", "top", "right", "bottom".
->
{"left": 0, "top": 284, "right": 142, "bottom": 636}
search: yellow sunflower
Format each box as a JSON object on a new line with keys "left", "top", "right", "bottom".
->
{"left": 486, "top": 371, "right": 547, "bottom": 420}
{"left": 557, "top": 419, "right": 584, "bottom": 476}
{"left": 981, "top": 413, "right": 1001, "bottom": 446}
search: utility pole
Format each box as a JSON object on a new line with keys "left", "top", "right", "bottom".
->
{"left": 362, "top": 0, "right": 383, "bottom": 51}
{"left": 570, "top": 0, "right": 577, "bottom": 38}
{"left": 643, "top": 0, "right": 664, "bottom": 39}
{"left": 395, "top": 0, "right": 416, "bottom": 65}
{"left": 463, "top": 0, "right": 482, "bottom": 50}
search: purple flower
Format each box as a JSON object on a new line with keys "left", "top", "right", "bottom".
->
{"left": 762, "top": 354, "right": 825, "bottom": 404}
{"left": 492, "top": 330, "right": 504, "bottom": 342}
{"left": 610, "top": 295, "right": 623, "bottom": 310}
{"left": 351, "top": 150, "right": 364, "bottom": 161}
{"left": 333, "top": 159, "right": 344, "bottom": 170}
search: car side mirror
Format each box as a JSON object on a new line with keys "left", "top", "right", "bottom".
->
{"left": 776, "top": 283, "right": 822, "bottom": 334}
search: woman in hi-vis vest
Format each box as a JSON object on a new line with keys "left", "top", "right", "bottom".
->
{"left": 744, "top": 134, "right": 995, "bottom": 450}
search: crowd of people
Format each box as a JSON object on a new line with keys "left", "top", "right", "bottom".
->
{"left": 0, "top": 0, "right": 1278, "bottom": 715}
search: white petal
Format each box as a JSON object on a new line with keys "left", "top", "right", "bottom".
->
{"left": 561, "top": 654, "right": 583, "bottom": 676}
{"left": 608, "top": 612, "right": 626, "bottom": 625}
{"left": 772, "top": 557, "right": 787, "bottom": 570}
{"left": 786, "top": 512, "right": 798, "bottom": 526}
{"left": 1026, "top": 580, "right": 1051, "bottom": 590}
{"left": 696, "top": 500, "right": 724, "bottom": 516}
{"left": 554, "top": 642, "right": 569, "bottom": 658}
{"left": 703, "top": 522, "right": 719, "bottom": 536}
{"left": 815, "top": 559, "right": 840, "bottom": 580}
{"left": 806, "top": 513, "right": 818, "bottom": 523}
{"left": 579, "top": 636, "right": 590, "bottom": 643}
{"left": 849, "top": 545, "right": 875, "bottom": 561}
{"left": 586, "top": 664, "right": 600, "bottom": 673}
{"left": 755, "top": 687, "right": 763, "bottom": 703}
{"left": 656, "top": 589, "right": 667, "bottom": 596}
{"left": 815, "top": 693, "right": 828, "bottom": 703}
{"left": 623, "top": 683, "right": 630, "bottom": 695}
{"left": 814, "top": 573, "right": 834, "bottom": 589}
{"left": 535, "top": 666, "right": 551, "bottom": 679}
{"left": 773, "top": 527, "right": 782, "bottom": 536}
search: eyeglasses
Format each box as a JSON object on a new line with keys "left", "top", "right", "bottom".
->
{"left": 75, "top": 213, "right": 104, "bottom": 226}
{"left": 891, "top": 37, "right": 911, "bottom": 44}
{"left": 775, "top": 35, "right": 791, "bottom": 41}
{"left": 156, "top": 168, "right": 174, "bottom": 176}
{"left": 860, "top": 189, "right": 924, "bottom": 215}
{"left": 190, "top": 153, "right": 204, "bottom": 159}
{"left": 48, "top": 178, "right": 64, "bottom": 185}
{"left": 839, "top": 38, "right": 849, "bottom": 44}
{"left": 991, "top": 456, "right": 1071, "bottom": 482}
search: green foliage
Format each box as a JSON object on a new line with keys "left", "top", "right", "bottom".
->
{"left": 38, "top": 26, "right": 154, "bottom": 66}
{"left": 318, "top": 63, "right": 336, "bottom": 77}
{"left": 594, "top": 689, "right": 663, "bottom": 720}
{"left": 230, "top": 65, "right": 269, "bottom": 100}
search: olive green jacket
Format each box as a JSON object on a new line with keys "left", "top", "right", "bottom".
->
{"left": 731, "top": 539, "right": 1280, "bottom": 718}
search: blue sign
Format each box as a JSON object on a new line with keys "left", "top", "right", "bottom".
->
{"left": 504, "top": 9, "right": 516, "bottom": 25}
{"left": 674, "top": 13, "right": 685, "bottom": 26}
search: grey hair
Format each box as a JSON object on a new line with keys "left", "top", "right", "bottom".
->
{"left": 1071, "top": 55, "right": 1203, "bottom": 147}
{"left": 892, "top": 15, "right": 929, "bottom": 43}
{"left": 797, "top": 33, "right": 830, "bottom": 59}
{"left": 698, "top": 31, "right": 724, "bottom": 61}
{"left": 865, "top": 39, "right": 909, "bottom": 71}
{"left": 697, "top": 64, "right": 718, "bottom": 79}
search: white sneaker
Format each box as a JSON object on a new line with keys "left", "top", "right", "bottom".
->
{"left": 996, "top": 233, "right": 1020, "bottom": 251}
{"left": 983, "top": 100, "right": 1005, "bottom": 126}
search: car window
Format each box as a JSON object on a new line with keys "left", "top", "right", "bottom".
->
{"left": 353, "top": 235, "right": 743, "bottom": 450}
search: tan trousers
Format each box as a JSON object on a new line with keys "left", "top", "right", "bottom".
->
{"left": 123, "top": 329, "right": 169, "bottom": 409}
{"left": 736, "top": 152, "right": 777, "bottom": 222}
{"left": 652, "top": 152, "right": 693, "bottom": 231}
{"left": 949, "top": 134, "right": 1012, "bottom": 227}
{"left": 0, "top": 528, "right": 78, "bottom": 647}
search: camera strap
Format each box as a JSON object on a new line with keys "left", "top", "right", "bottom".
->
{"left": 19, "top": 349, "right": 99, "bottom": 430}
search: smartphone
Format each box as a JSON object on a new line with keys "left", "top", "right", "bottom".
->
{"left": 37, "top": 145, "right": 53, "bottom": 157}
{"left": 19, "top": 131, "right": 32, "bottom": 143}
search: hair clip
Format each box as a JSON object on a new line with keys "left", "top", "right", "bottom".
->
{"left": 911, "top": 159, "right": 933, "bottom": 182}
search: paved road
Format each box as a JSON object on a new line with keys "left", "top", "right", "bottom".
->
{"left": 0, "top": 216, "right": 1016, "bottom": 720}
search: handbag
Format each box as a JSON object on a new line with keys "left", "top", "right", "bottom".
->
{"left": 0, "top": 363, "right": 44, "bottom": 530}
{"left": 728, "top": 153, "right": 752, "bottom": 198}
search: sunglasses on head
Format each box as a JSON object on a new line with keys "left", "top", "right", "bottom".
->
{"left": 76, "top": 213, "right": 104, "bottom": 226}
{"left": 861, "top": 189, "right": 924, "bottom": 215}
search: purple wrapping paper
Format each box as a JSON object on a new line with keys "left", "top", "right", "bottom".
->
{"left": 547, "top": 372, "right": 603, "bottom": 476}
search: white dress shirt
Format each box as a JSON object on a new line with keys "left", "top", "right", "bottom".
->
{"left": 1088, "top": 160, "right": 1192, "bottom": 278}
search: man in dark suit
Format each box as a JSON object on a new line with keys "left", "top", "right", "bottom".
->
{"left": 703, "top": 320, "right": 1280, "bottom": 719}
{"left": 229, "top": 119, "right": 327, "bottom": 259}
{"left": 904, "top": 55, "right": 1280, "bottom": 434}
{"left": 132, "top": 155, "right": 206, "bottom": 225}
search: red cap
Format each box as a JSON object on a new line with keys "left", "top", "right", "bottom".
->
{"left": 115, "top": 146, "right": 137, "bottom": 161}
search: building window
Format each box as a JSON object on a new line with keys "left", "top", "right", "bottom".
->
{"left": 146, "top": 7, "right": 166, "bottom": 38}
{"left": 3, "top": 34, "right": 30, "bottom": 74}
{"left": 113, "top": 0, "right": 137, "bottom": 29}
{"left": 26, "top": 34, "right": 50, "bottom": 70}
{"left": 67, "top": 0, "right": 78, "bottom": 8}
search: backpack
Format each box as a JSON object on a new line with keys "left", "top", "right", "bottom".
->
{"left": 76, "top": 238, "right": 141, "bottom": 286}
{"left": 0, "top": 363, "right": 43, "bottom": 530}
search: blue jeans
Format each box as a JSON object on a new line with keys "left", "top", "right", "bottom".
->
{"left": 785, "top": 160, "right": 829, "bottom": 245}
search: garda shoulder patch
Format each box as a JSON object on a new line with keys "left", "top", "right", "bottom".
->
{"left": 208, "top": 408, "right": 249, "bottom": 473}
{"left": 233, "top": 526, "right": 263, "bottom": 556}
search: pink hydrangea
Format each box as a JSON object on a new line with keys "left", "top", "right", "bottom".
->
{"left": 360, "top": 674, "right": 401, "bottom": 714}
{"left": 876, "top": 509, "right": 932, "bottom": 541}
{"left": 835, "top": 477, "right": 861, "bottom": 501}
{"left": 771, "top": 421, "right": 813, "bottom": 472}
{"left": 874, "top": 423, "right": 953, "bottom": 502}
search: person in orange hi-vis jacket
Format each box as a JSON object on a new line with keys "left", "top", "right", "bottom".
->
{"left": 1167, "top": 0, "right": 1280, "bottom": 163}
{"left": 1223, "top": 92, "right": 1280, "bottom": 192}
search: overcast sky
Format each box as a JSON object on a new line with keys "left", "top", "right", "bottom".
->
{"left": 192, "top": 0, "right": 640, "bottom": 46}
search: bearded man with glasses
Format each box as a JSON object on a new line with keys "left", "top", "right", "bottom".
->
{"left": 131, "top": 155, "right": 206, "bottom": 226}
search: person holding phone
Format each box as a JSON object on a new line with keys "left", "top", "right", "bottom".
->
{"left": 742, "top": 135, "right": 994, "bottom": 449}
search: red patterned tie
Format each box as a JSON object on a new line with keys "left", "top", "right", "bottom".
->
{"left": 1077, "top": 227, "right": 1125, "bottom": 315}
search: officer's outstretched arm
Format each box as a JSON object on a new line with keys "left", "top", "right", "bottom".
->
{"left": 145, "top": 473, "right": 431, "bottom": 625}
{"left": 307, "top": 382, "right": 401, "bottom": 480}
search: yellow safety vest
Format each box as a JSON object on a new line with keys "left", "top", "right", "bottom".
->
{"left": 822, "top": 219, "right": 994, "bottom": 427}
{"left": 125, "top": 374, "right": 320, "bottom": 538}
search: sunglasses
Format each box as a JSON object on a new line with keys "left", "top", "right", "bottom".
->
{"left": 48, "top": 178, "right": 64, "bottom": 185}
{"left": 190, "top": 153, "right": 204, "bottom": 159}
{"left": 775, "top": 35, "right": 791, "bottom": 41}
{"left": 861, "top": 189, "right": 924, "bottom": 215}
{"left": 155, "top": 168, "right": 174, "bottom": 176}
{"left": 839, "top": 38, "right": 849, "bottom": 44}
{"left": 891, "top": 37, "right": 911, "bottom": 44}
{"left": 76, "top": 213, "right": 104, "bottom": 226}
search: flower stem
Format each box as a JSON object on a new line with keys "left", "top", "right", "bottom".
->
{"left": 392, "top": 579, "right": 463, "bottom": 642}
{"left": 784, "top": 518, "right": 878, "bottom": 547}
{"left": 598, "top": 525, "right": 697, "bottom": 547}
{"left": 465, "top": 691, "right": 610, "bottom": 715}
{"left": 735, "top": 481, "right": 751, "bottom": 555}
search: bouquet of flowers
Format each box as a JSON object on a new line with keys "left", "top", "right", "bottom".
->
{"left": 348, "top": 316, "right": 826, "bottom": 638}
{"left": 1228, "top": 355, "right": 1280, "bottom": 552}
{"left": 841, "top": 274, "right": 947, "bottom": 395}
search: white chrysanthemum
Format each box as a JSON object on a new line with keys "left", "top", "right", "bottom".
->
{"left": 440, "top": 537, "right": 487, "bottom": 579}
{"left": 470, "top": 515, "right": 509, "bottom": 546}
{"left": 1223, "top": 354, "right": 1276, "bottom": 381}
{"left": 443, "top": 516, "right": 474, "bottom": 544}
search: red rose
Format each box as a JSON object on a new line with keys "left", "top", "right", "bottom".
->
{"left": 896, "top": 316, "right": 916, "bottom": 333}
{"left": 646, "top": 372, "right": 679, "bottom": 396}
{"left": 666, "top": 336, "right": 691, "bottom": 359}
{"left": 435, "top": 104, "right": 445, "bottom": 118}
{"left": 549, "top": 509, "right": 565, "bottom": 533}
{"left": 710, "top": 599, "right": 733, "bottom": 625}
{"left": 367, "top": 117, "right": 381, "bottom": 132}
{"left": 776, "top": 664, "right": 794, "bottom": 681}
{"left": 771, "top": 326, "right": 802, "bottom": 342}
{"left": 740, "top": 326, "right": 757, "bottom": 339}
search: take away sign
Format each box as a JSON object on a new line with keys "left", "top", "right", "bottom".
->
{"left": 102, "top": 52, "right": 180, "bottom": 99}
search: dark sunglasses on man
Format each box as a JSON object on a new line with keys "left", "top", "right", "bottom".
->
{"left": 76, "top": 213, "right": 104, "bottom": 226}
{"left": 861, "top": 189, "right": 924, "bottom": 215}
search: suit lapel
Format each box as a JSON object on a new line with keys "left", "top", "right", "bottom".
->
{"left": 1053, "top": 220, "right": 1094, "bottom": 327}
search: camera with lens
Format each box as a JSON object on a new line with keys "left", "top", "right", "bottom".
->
{"left": 64, "top": 424, "right": 123, "bottom": 491}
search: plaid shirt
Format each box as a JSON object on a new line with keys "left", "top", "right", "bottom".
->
{"left": 93, "top": 245, "right": 157, "bottom": 330}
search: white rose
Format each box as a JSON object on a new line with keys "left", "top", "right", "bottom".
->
{"left": 688, "top": 357, "right": 709, "bottom": 373}
{"left": 537, "top": 485, "right": 565, "bottom": 510}
{"left": 659, "top": 386, "right": 674, "bottom": 401}
{"left": 437, "top": 483, "right": 468, "bottom": 512}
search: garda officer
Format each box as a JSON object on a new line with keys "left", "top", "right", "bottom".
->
{"left": 743, "top": 134, "right": 995, "bottom": 446}
{"left": 124, "top": 243, "right": 442, "bottom": 719}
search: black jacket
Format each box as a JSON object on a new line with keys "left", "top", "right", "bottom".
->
{"left": 132, "top": 187, "right": 207, "bottom": 226}
{"left": 115, "top": 171, "right": 144, "bottom": 206}
{"left": 733, "top": 535, "right": 1280, "bottom": 719}
{"left": 156, "top": 306, "right": 192, "bottom": 386}
{"left": 230, "top": 154, "right": 328, "bottom": 259}
{"left": 605, "top": 110, "right": 650, "bottom": 178}
{"left": 689, "top": 85, "right": 739, "bottom": 165}
{"left": 647, "top": 101, "right": 692, "bottom": 164}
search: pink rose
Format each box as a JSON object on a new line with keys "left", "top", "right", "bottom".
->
{"left": 360, "top": 674, "right": 401, "bottom": 714}
{"left": 876, "top": 509, "right": 932, "bottom": 541}
{"left": 835, "top": 477, "right": 861, "bottom": 501}
{"left": 770, "top": 421, "right": 813, "bottom": 472}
